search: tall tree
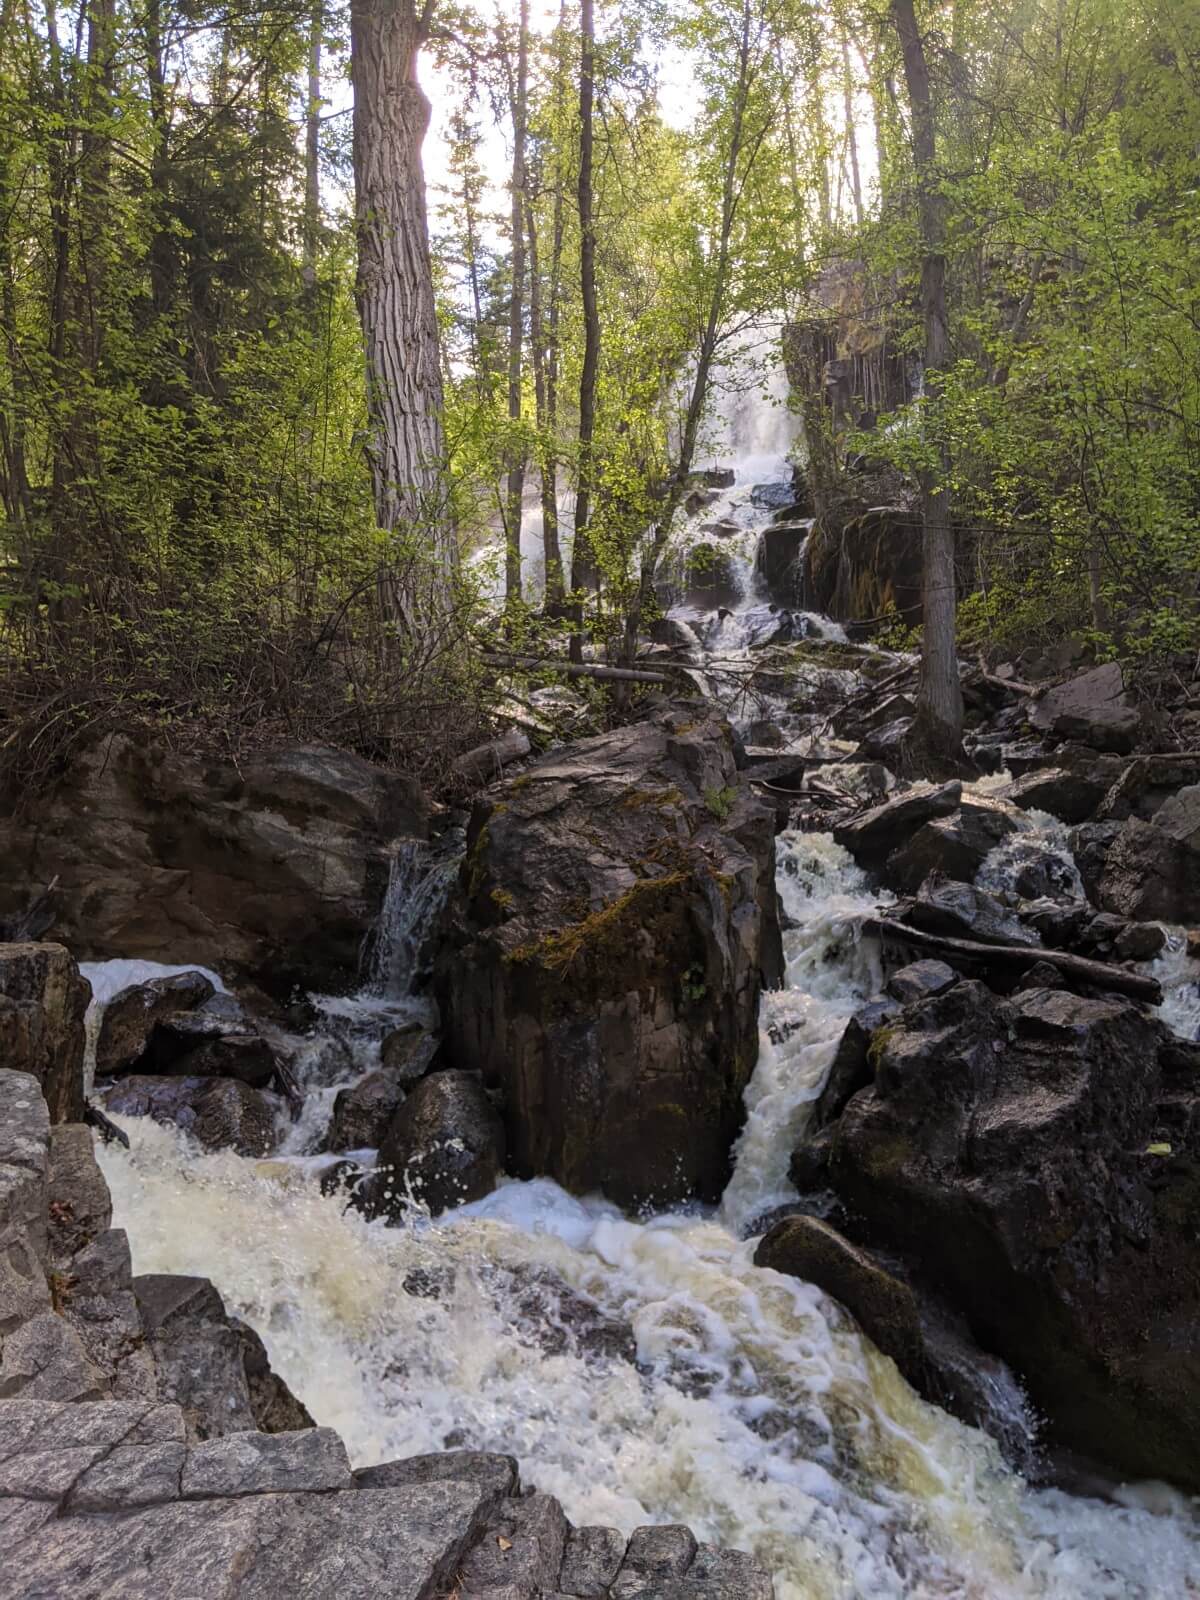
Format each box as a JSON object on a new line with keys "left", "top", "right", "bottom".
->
{"left": 891, "top": 0, "right": 963, "bottom": 770}
{"left": 503, "top": 0, "right": 530, "bottom": 609}
{"left": 350, "top": 0, "right": 455, "bottom": 594}
{"left": 571, "top": 0, "right": 600, "bottom": 600}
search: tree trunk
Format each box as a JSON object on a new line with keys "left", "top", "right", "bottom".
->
{"left": 503, "top": 0, "right": 529, "bottom": 610}
{"left": 526, "top": 190, "right": 565, "bottom": 609}
{"left": 841, "top": 32, "right": 864, "bottom": 227}
{"left": 350, "top": 0, "right": 454, "bottom": 594}
{"left": 892, "top": 0, "right": 964, "bottom": 773}
{"left": 303, "top": 1, "right": 323, "bottom": 284}
{"left": 571, "top": 0, "right": 600, "bottom": 600}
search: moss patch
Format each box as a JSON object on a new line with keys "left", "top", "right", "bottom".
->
{"left": 507, "top": 870, "right": 691, "bottom": 977}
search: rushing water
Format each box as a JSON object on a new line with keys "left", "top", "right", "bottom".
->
{"left": 87, "top": 439, "right": 1200, "bottom": 1597}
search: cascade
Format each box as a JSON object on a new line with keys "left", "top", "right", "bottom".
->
{"left": 84, "top": 393, "right": 1200, "bottom": 1597}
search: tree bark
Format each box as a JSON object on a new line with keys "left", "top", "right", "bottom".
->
{"left": 526, "top": 189, "right": 565, "bottom": 608}
{"left": 503, "top": 0, "right": 530, "bottom": 610}
{"left": 571, "top": 0, "right": 600, "bottom": 601}
{"left": 892, "top": 0, "right": 964, "bottom": 773}
{"left": 351, "top": 0, "right": 455, "bottom": 593}
{"left": 303, "top": 1, "right": 323, "bottom": 284}
{"left": 841, "top": 32, "right": 864, "bottom": 227}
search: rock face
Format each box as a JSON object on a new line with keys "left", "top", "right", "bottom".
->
{"left": 0, "top": 736, "right": 428, "bottom": 993}
{"left": 434, "top": 712, "right": 783, "bottom": 1208}
{"left": 362, "top": 1069, "right": 504, "bottom": 1218}
{"left": 0, "top": 1070, "right": 776, "bottom": 1598}
{"left": 801, "top": 508, "right": 925, "bottom": 635}
{"left": 821, "top": 980, "right": 1200, "bottom": 1488}
{"left": 0, "top": 944, "right": 88, "bottom": 1124}
{"left": 95, "top": 971, "right": 215, "bottom": 1076}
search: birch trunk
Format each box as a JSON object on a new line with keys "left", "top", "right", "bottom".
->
{"left": 504, "top": 0, "right": 529, "bottom": 609}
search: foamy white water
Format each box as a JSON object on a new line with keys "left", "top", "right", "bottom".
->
{"left": 94, "top": 826, "right": 1200, "bottom": 1597}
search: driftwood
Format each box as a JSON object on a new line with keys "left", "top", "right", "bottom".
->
{"left": 864, "top": 916, "right": 1163, "bottom": 1004}
{"left": 451, "top": 726, "right": 532, "bottom": 784}
{"left": 83, "top": 1102, "right": 130, "bottom": 1149}
{"left": 974, "top": 653, "right": 1039, "bottom": 696}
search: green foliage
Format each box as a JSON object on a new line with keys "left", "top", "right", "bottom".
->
{"left": 703, "top": 784, "right": 738, "bottom": 821}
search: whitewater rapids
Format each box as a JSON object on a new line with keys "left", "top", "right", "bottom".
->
{"left": 93, "top": 831, "right": 1200, "bottom": 1600}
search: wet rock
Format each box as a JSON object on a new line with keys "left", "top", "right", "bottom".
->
{"left": 502, "top": 1268, "right": 637, "bottom": 1366}
{"left": 102, "top": 1074, "right": 277, "bottom": 1157}
{"left": 380, "top": 1023, "right": 439, "bottom": 1084}
{"left": 808, "top": 997, "right": 901, "bottom": 1133}
{"left": 1030, "top": 662, "right": 1140, "bottom": 753}
{"left": 0, "top": 944, "right": 88, "bottom": 1124}
{"left": 826, "top": 979, "right": 1200, "bottom": 1488}
{"left": 801, "top": 507, "right": 925, "bottom": 635}
{"left": 861, "top": 718, "right": 911, "bottom": 766}
{"left": 756, "top": 1216, "right": 925, "bottom": 1378}
{"left": 132, "top": 1012, "right": 278, "bottom": 1088}
{"left": 906, "top": 877, "right": 1040, "bottom": 948}
{"left": 95, "top": 972, "right": 215, "bottom": 1076}
{"left": 833, "top": 782, "right": 962, "bottom": 873}
{"left": 435, "top": 712, "right": 782, "bottom": 1208}
{"left": 681, "top": 543, "right": 740, "bottom": 610}
{"left": 0, "top": 736, "right": 428, "bottom": 995}
{"left": 619, "top": 1525, "right": 697, "bottom": 1581}
{"left": 755, "top": 521, "right": 811, "bottom": 605}
{"left": 322, "top": 1071, "right": 407, "bottom": 1152}
{"left": 886, "top": 959, "right": 958, "bottom": 1004}
{"left": 363, "top": 1070, "right": 504, "bottom": 1219}
{"left": 884, "top": 797, "right": 1020, "bottom": 892}
{"left": 1098, "top": 818, "right": 1200, "bottom": 923}
{"left": 751, "top": 478, "right": 801, "bottom": 511}
{"left": 647, "top": 618, "right": 700, "bottom": 652}
{"left": 747, "top": 719, "right": 787, "bottom": 749}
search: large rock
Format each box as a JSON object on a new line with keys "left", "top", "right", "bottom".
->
{"left": 1029, "top": 662, "right": 1140, "bottom": 753}
{"left": 801, "top": 508, "right": 925, "bottom": 635}
{"left": 904, "top": 876, "right": 1040, "bottom": 947}
{"left": 884, "top": 797, "right": 1020, "bottom": 892}
{"left": 95, "top": 971, "right": 215, "bottom": 1076}
{"left": 1098, "top": 817, "right": 1200, "bottom": 923}
{"left": 0, "top": 737, "right": 428, "bottom": 993}
{"left": 0, "top": 945, "right": 88, "bottom": 1124}
{"left": 826, "top": 980, "right": 1200, "bottom": 1488}
{"left": 434, "top": 712, "right": 782, "bottom": 1208}
{"left": 135, "top": 1013, "right": 278, "bottom": 1088}
{"left": 362, "top": 1070, "right": 504, "bottom": 1219}
{"left": 755, "top": 521, "right": 812, "bottom": 606}
{"left": 102, "top": 1075, "right": 278, "bottom": 1156}
{"left": 833, "top": 782, "right": 962, "bottom": 873}
{"left": 322, "top": 1070, "right": 408, "bottom": 1153}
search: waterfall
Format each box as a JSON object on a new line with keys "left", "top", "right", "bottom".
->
{"left": 361, "top": 840, "right": 456, "bottom": 1000}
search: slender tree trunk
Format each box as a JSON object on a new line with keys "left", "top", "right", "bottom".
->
{"left": 503, "top": 0, "right": 529, "bottom": 610}
{"left": 841, "top": 32, "right": 864, "bottom": 227}
{"left": 892, "top": 0, "right": 964, "bottom": 772}
{"left": 572, "top": 0, "right": 600, "bottom": 602}
{"left": 350, "top": 0, "right": 455, "bottom": 594}
{"left": 526, "top": 188, "right": 564, "bottom": 608}
{"left": 0, "top": 0, "right": 32, "bottom": 522}
{"left": 303, "top": 1, "right": 323, "bottom": 284}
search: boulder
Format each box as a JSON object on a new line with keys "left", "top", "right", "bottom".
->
{"left": 134, "top": 1013, "right": 277, "bottom": 1088}
{"left": 833, "top": 782, "right": 962, "bottom": 873}
{"left": 1029, "top": 662, "right": 1140, "bottom": 753}
{"left": 0, "top": 945, "right": 88, "bottom": 1124}
{"left": 102, "top": 1075, "right": 278, "bottom": 1157}
{"left": 1098, "top": 818, "right": 1200, "bottom": 923}
{"left": 1068, "top": 820, "right": 1124, "bottom": 904}
{"left": 905, "top": 877, "right": 1040, "bottom": 948}
{"left": 750, "top": 478, "right": 801, "bottom": 511}
{"left": 807, "top": 997, "right": 901, "bottom": 1135}
{"left": 95, "top": 972, "right": 215, "bottom": 1076}
{"left": 800, "top": 507, "right": 925, "bottom": 635}
{"left": 434, "top": 712, "right": 782, "bottom": 1208}
{"left": 0, "top": 736, "right": 428, "bottom": 994}
{"left": 885, "top": 959, "right": 958, "bottom": 1004}
{"left": 884, "top": 797, "right": 1020, "bottom": 891}
{"left": 322, "top": 1072, "right": 407, "bottom": 1153}
{"left": 362, "top": 1070, "right": 504, "bottom": 1219}
{"left": 826, "top": 979, "right": 1200, "bottom": 1488}
{"left": 380, "top": 1024, "right": 439, "bottom": 1085}
{"left": 1007, "top": 761, "right": 1124, "bottom": 826}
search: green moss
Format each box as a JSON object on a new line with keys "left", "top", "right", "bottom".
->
{"left": 507, "top": 870, "right": 690, "bottom": 977}
{"left": 491, "top": 887, "right": 514, "bottom": 911}
{"left": 466, "top": 822, "right": 491, "bottom": 900}
{"left": 621, "top": 785, "right": 684, "bottom": 811}
{"left": 866, "top": 1024, "right": 899, "bottom": 1076}
{"left": 703, "top": 784, "right": 738, "bottom": 821}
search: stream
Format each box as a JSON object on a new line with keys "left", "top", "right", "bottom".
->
{"left": 85, "top": 436, "right": 1200, "bottom": 1598}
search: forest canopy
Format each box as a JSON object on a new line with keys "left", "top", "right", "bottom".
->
{"left": 0, "top": 0, "right": 1196, "bottom": 782}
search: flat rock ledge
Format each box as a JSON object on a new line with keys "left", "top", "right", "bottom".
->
{"left": 0, "top": 1067, "right": 773, "bottom": 1599}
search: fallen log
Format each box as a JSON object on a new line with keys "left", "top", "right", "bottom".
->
{"left": 451, "top": 725, "right": 532, "bottom": 784}
{"left": 863, "top": 916, "right": 1163, "bottom": 1004}
{"left": 481, "top": 652, "right": 675, "bottom": 686}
